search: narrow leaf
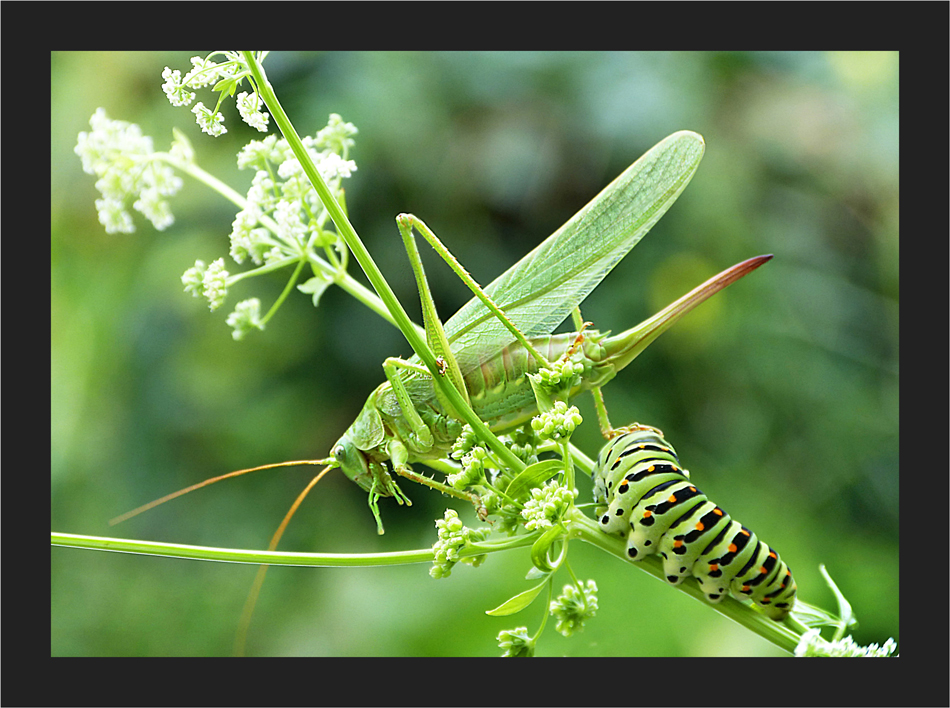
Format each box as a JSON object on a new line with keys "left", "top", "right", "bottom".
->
{"left": 485, "top": 582, "right": 547, "bottom": 616}
{"left": 504, "top": 459, "right": 563, "bottom": 502}
{"left": 298, "top": 275, "right": 333, "bottom": 307}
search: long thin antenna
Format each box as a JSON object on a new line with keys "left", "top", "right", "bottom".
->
{"left": 109, "top": 459, "right": 333, "bottom": 526}
{"left": 234, "top": 464, "right": 335, "bottom": 656}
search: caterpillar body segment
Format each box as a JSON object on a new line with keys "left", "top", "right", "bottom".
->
{"left": 592, "top": 428, "right": 796, "bottom": 620}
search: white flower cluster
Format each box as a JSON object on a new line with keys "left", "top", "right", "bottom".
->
{"left": 184, "top": 112, "right": 357, "bottom": 336}
{"left": 430, "top": 509, "right": 490, "bottom": 579}
{"left": 549, "top": 580, "right": 598, "bottom": 637}
{"left": 162, "top": 56, "right": 269, "bottom": 136}
{"left": 521, "top": 480, "right": 577, "bottom": 531}
{"left": 74, "top": 109, "right": 183, "bottom": 234}
{"left": 447, "top": 446, "right": 487, "bottom": 490}
{"left": 227, "top": 116, "right": 358, "bottom": 272}
{"left": 794, "top": 629, "right": 897, "bottom": 657}
{"left": 182, "top": 258, "right": 229, "bottom": 311}
{"left": 225, "top": 298, "right": 263, "bottom": 341}
{"left": 496, "top": 627, "right": 534, "bottom": 657}
{"left": 77, "top": 53, "right": 362, "bottom": 342}
{"left": 530, "top": 401, "right": 583, "bottom": 442}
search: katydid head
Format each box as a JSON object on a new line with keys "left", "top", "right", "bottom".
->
{"left": 331, "top": 434, "right": 375, "bottom": 492}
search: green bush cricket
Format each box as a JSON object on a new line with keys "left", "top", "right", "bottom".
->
{"left": 105, "top": 129, "right": 773, "bottom": 652}
{"left": 327, "top": 131, "right": 770, "bottom": 533}
{"left": 112, "top": 130, "right": 771, "bottom": 534}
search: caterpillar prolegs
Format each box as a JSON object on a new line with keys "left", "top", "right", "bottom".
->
{"left": 592, "top": 427, "right": 796, "bottom": 620}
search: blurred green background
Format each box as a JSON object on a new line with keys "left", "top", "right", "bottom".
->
{"left": 52, "top": 51, "right": 898, "bottom": 657}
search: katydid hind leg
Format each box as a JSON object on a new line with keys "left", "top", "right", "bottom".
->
{"left": 391, "top": 462, "right": 487, "bottom": 519}
{"left": 399, "top": 213, "right": 552, "bottom": 372}
{"left": 396, "top": 214, "right": 470, "bottom": 409}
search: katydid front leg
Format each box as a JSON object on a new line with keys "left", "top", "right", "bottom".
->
{"left": 367, "top": 470, "right": 413, "bottom": 535}
{"left": 381, "top": 357, "right": 436, "bottom": 453}
{"left": 381, "top": 357, "right": 484, "bottom": 511}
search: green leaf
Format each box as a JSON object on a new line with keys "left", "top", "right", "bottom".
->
{"left": 485, "top": 581, "right": 547, "bottom": 616}
{"left": 504, "top": 459, "right": 563, "bottom": 502}
{"left": 819, "top": 564, "right": 859, "bottom": 637}
{"left": 212, "top": 76, "right": 236, "bottom": 96}
{"left": 298, "top": 275, "right": 333, "bottom": 307}
{"left": 530, "top": 523, "right": 566, "bottom": 574}
{"left": 525, "top": 566, "right": 550, "bottom": 581}
{"left": 791, "top": 600, "right": 843, "bottom": 631}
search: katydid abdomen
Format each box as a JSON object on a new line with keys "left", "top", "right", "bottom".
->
{"left": 466, "top": 331, "right": 611, "bottom": 432}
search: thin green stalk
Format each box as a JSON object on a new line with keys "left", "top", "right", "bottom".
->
{"left": 244, "top": 52, "right": 524, "bottom": 475}
{"left": 52, "top": 531, "right": 433, "bottom": 567}
{"left": 51, "top": 531, "right": 535, "bottom": 566}
{"left": 568, "top": 442, "right": 595, "bottom": 477}
{"left": 162, "top": 150, "right": 248, "bottom": 207}
{"left": 259, "top": 257, "right": 305, "bottom": 327}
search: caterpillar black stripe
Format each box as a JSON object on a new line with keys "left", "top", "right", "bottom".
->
{"left": 592, "top": 427, "right": 796, "bottom": 620}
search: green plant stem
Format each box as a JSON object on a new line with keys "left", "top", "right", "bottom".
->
{"left": 568, "top": 442, "right": 595, "bottom": 477}
{"left": 53, "top": 509, "right": 802, "bottom": 652}
{"left": 162, "top": 151, "right": 248, "bottom": 206}
{"left": 52, "top": 531, "right": 433, "bottom": 566}
{"left": 51, "top": 531, "right": 535, "bottom": 566}
{"left": 244, "top": 52, "right": 524, "bottom": 475}
{"left": 259, "top": 257, "right": 305, "bottom": 326}
{"left": 531, "top": 580, "right": 554, "bottom": 640}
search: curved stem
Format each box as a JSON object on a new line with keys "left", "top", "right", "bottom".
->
{"left": 259, "top": 257, "right": 305, "bottom": 326}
